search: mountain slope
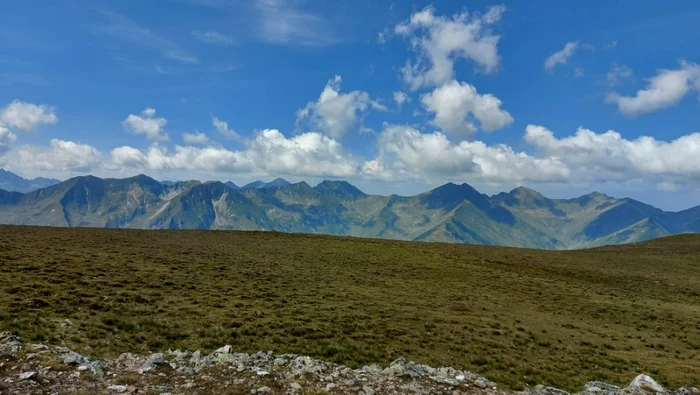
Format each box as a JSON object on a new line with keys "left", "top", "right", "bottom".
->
{"left": 0, "top": 174, "right": 698, "bottom": 249}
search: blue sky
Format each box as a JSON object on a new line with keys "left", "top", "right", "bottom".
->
{"left": 1, "top": 0, "right": 700, "bottom": 210}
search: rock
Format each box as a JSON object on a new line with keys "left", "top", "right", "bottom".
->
{"left": 0, "top": 332, "right": 23, "bottom": 352}
{"left": 214, "top": 345, "right": 232, "bottom": 354}
{"left": 582, "top": 381, "right": 621, "bottom": 395}
{"left": 361, "top": 386, "right": 376, "bottom": 395}
{"left": 253, "top": 367, "right": 269, "bottom": 376}
{"left": 30, "top": 344, "right": 49, "bottom": 351}
{"left": 19, "top": 371, "right": 37, "bottom": 381}
{"left": 107, "top": 385, "right": 128, "bottom": 393}
{"left": 77, "top": 366, "right": 88, "bottom": 371}
{"left": 253, "top": 386, "right": 271, "bottom": 393}
{"left": 140, "top": 353, "right": 165, "bottom": 373}
{"left": 534, "top": 384, "right": 571, "bottom": 395}
{"left": 360, "top": 364, "right": 382, "bottom": 375}
{"left": 628, "top": 374, "right": 666, "bottom": 393}
{"left": 60, "top": 319, "right": 73, "bottom": 328}
{"left": 326, "top": 383, "right": 336, "bottom": 391}
{"left": 289, "top": 382, "right": 302, "bottom": 390}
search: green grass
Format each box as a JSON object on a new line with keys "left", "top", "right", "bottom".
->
{"left": 0, "top": 225, "right": 699, "bottom": 391}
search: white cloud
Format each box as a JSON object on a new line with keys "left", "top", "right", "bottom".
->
{"left": 606, "top": 63, "right": 633, "bottom": 86}
{"left": 6, "top": 139, "right": 101, "bottom": 173}
{"left": 525, "top": 124, "right": 700, "bottom": 180}
{"left": 544, "top": 41, "right": 578, "bottom": 71}
{"left": 212, "top": 117, "right": 239, "bottom": 140}
{"left": 420, "top": 80, "right": 513, "bottom": 139}
{"left": 247, "top": 129, "right": 356, "bottom": 177}
{"left": 0, "top": 100, "right": 58, "bottom": 132}
{"left": 393, "top": 91, "right": 411, "bottom": 108}
{"left": 254, "top": 0, "right": 338, "bottom": 47}
{"left": 394, "top": 5, "right": 505, "bottom": 90}
{"left": 574, "top": 67, "right": 585, "bottom": 78}
{"left": 182, "top": 131, "right": 209, "bottom": 144}
{"left": 191, "top": 30, "right": 235, "bottom": 45}
{"left": 605, "top": 61, "right": 700, "bottom": 116}
{"left": 297, "top": 75, "right": 385, "bottom": 139}
{"left": 110, "top": 143, "right": 251, "bottom": 173}
{"left": 0, "top": 126, "right": 17, "bottom": 153}
{"left": 362, "top": 125, "right": 569, "bottom": 183}
{"left": 110, "top": 129, "right": 357, "bottom": 178}
{"left": 122, "top": 108, "right": 169, "bottom": 141}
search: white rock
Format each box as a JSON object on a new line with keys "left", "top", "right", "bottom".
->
{"left": 19, "top": 371, "right": 36, "bottom": 381}
{"left": 456, "top": 374, "right": 465, "bottom": 381}
{"left": 289, "top": 382, "right": 302, "bottom": 390}
{"left": 107, "top": 385, "right": 128, "bottom": 393}
{"left": 215, "top": 345, "right": 232, "bottom": 354}
{"left": 77, "top": 366, "right": 88, "bottom": 371}
{"left": 630, "top": 374, "right": 665, "bottom": 393}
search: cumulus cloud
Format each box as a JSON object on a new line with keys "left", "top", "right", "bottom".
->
{"left": 605, "top": 61, "right": 700, "bottom": 116}
{"left": 296, "top": 75, "right": 385, "bottom": 139}
{"left": 111, "top": 129, "right": 357, "bottom": 178}
{"left": 544, "top": 41, "right": 578, "bottom": 71}
{"left": 0, "top": 126, "right": 17, "bottom": 153}
{"left": 0, "top": 100, "right": 58, "bottom": 132}
{"left": 361, "top": 125, "right": 569, "bottom": 183}
{"left": 212, "top": 117, "right": 239, "bottom": 140}
{"left": 394, "top": 5, "right": 505, "bottom": 90}
{"left": 191, "top": 30, "right": 235, "bottom": 45}
{"left": 420, "top": 80, "right": 513, "bottom": 139}
{"left": 393, "top": 91, "right": 411, "bottom": 108}
{"left": 182, "top": 132, "right": 209, "bottom": 144}
{"left": 122, "top": 108, "right": 169, "bottom": 141}
{"left": 525, "top": 124, "right": 700, "bottom": 180}
{"left": 8, "top": 139, "right": 101, "bottom": 172}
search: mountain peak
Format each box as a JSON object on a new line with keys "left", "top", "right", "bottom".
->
{"left": 242, "top": 178, "right": 291, "bottom": 190}
{"left": 0, "top": 168, "right": 61, "bottom": 193}
{"left": 314, "top": 180, "right": 366, "bottom": 199}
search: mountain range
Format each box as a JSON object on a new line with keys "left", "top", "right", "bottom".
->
{"left": 0, "top": 169, "right": 60, "bottom": 193}
{"left": 0, "top": 171, "right": 698, "bottom": 249}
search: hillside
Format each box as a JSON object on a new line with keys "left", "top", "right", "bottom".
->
{"left": 0, "top": 174, "right": 699, "bottom": 248}
{"left": 1, "top": 226, "right": 698, "bottom": 390}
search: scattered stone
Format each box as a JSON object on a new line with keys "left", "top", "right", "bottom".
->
{"left": 140, "top": 353, "right": 165, "bottom": 373}
{"left": 214, "top": 345, "right": 232, "bottom": 354}
{"left": 107, "top": 384, "right": 128, "bottom": 392}
{"left": 0, "top": 333, "right": 696, "bottom": 395}
{"left": 19, "top": 371, "right": 37, "bottom": 381}
{"left": 289, "top": 382, "right": 302, "bottom": 390}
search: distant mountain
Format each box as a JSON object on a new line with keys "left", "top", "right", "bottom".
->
{"left": 241, "top": 178, "right": 291, "bottom": 190}
{"left": 0, "top": 169, "right": 60, "bottom": 193}
{"left": 0, "top": 174, "right": 698, "bottom": 249}
{"left": 224, "top": 181, "right": 239, "bottom": 189}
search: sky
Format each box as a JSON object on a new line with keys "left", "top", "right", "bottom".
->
{"left": 1, "top": 0, "right": 700, "bottom": 210}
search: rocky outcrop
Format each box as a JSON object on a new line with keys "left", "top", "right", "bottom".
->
{"left": 1, "top": 332, "right": 698, "bottom": 394}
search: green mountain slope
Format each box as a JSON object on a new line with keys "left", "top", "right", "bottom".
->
{"left": 0, "top": 174, "right": 698, "bottom": 249}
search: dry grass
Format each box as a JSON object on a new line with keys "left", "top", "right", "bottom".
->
{"left": 0, "top": 225, "right": 698, "bottom": 391}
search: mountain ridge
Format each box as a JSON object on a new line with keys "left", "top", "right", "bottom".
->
{"left": 0, "top": 173, "right": 698, "bottom": 249}
{"left": 0, "top": 168, "right": 61, "bottom": 193}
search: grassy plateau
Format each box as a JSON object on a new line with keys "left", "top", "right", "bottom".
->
{"left": 0, "top": 225, "right": 699, "bottom": 391}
